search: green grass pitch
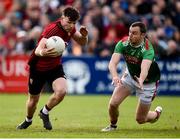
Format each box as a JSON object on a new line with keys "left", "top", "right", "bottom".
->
{"left": 0, "top": 94, "right": 180, "bottom": 138}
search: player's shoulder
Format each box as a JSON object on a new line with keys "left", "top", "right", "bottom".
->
{"left": 117, "top": 36, "right": 129, "bottom": 46}
{"left": 144, "top": 38, "right": 153, "bottom": 50}
{"left": 121, "top": 36, "right": 129, "bottom": 43}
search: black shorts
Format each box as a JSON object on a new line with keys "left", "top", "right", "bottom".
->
{"left": 28, "top": 65, "right": 66, "bottom": 95}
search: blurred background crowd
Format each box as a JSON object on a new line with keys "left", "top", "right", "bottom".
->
{"left": 0, "top": 0, "right": 179, "bottom": 59}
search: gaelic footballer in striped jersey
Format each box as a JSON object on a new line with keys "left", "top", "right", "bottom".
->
{"left": 17, "top": 6, "right": 88, "bottom": 130}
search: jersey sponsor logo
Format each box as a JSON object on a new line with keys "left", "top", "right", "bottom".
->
{"left": 124, "top": 55, "right": 141, "bottom": 64}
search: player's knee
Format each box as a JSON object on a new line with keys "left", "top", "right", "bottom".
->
{"left": 136, "top": 117, "right": 146, "bottom": 124}
{"left": 54, "top": 87, "right": 67, "bottom": 97}
{"left": 28, "top": 98, "right": 38, "bottom": 107}
{"left": 109, "top": 101, "right": 119, "bottom": 109}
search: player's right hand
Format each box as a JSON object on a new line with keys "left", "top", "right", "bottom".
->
{"left": 112, "top": 76, "right": 122, "bottom": 87}
{"left": 80, "top": 26, "right": 88, "bottom": 37}
{"left": 134, "top": 75, "right": 144, "bottom": 90}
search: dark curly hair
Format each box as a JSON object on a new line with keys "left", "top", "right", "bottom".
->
{"left": 62, "top": 6, "right": 80, "bottom": 22}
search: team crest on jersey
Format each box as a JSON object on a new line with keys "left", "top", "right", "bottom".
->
{"left": 141, "top": 46, "right": 146, "bottom": 53}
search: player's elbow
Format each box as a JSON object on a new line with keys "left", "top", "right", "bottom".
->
{"left": 34, "top": 48, "right": 39, "bottom": 56}
{"left": 108, "top": 63, "right": 111, "bottom": 71}
{"left": 108, "top": 62, "right": 114, "bottom": 71}
{"left": 34, "top": 49, "right": 38, "bottom": 55}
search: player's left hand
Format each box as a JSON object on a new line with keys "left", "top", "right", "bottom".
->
{"left": 80, "top": 26, "right": 88, "bottom": 37}
{"left": 134, "top": 75, "right": 144, "bottom": 90}
{"left": 41, "top": 47, "right": 59, "bottom": 57}
{"left": 46, "top": 47, "right": 60, "bottom": 57}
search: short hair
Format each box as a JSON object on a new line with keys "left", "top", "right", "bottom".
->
{"left": 131, "top": 22, "right": 147, "bottom": 33}
{"left": 62, "top": 6, "right": 80, "bottom": 22}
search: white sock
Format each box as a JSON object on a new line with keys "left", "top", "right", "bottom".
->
{"left": 42, "top": 106, "right": 49, "bottom": 115}
{"left": 25, "top": 117, "right": 32, "bottom": 122}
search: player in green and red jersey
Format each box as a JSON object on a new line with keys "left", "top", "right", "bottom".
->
{"left": 102, "top": 22, "right": 162, "bottom": 132}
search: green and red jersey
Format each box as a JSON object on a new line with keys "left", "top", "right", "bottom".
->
{"left": 114, "top": 37, "right": 160, "bottom": 83}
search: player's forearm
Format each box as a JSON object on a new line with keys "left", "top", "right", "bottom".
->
{"left": 78, "top": 26, "right": 88, "bottom": 45}
{"left": 109, "top": 53, "right": 121, "bottom": 78}
{"left": 73, "top": 29, "right": 88, "bottom": 46}
{"left": 139, "top": 69, "right": 148, "bottom": 83}
{"left": 35, "top": 46, "right": 42, "bottom": 56}
{"left": 77, "top": 35, "right": 88, "bottom": 46}
{"left": 139, "top": 60, "right": 152, "bottom": 82}
{"left": 35, "top": 38, "right": 47, "bottom": 56}
{"left": 109, "top": 62, "right": 119, "bottom": 78}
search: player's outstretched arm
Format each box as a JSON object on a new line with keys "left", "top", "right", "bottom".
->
{"left": 109, "top": 53, "right": 121, "bottom": 86}
{"left": 135, "top": 59, "right": 152, "bottom": 90}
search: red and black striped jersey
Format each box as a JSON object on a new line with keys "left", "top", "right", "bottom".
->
{"left": 28, "top": 19, "right": 76, "bottom": 71}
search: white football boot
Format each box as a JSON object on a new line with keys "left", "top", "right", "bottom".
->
{"left": 101, "top": 125, "right": 117, "bottom": 132}
{"left": 150, "top": 106, "right": 162, "bottom": 123}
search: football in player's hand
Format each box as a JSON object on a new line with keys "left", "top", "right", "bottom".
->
{"left": 46, "top": 36, "right": 65, "bottom": 55}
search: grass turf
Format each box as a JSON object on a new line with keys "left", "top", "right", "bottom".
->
{"left": 0, "top": 94, "right": 179, "bottom": 138}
